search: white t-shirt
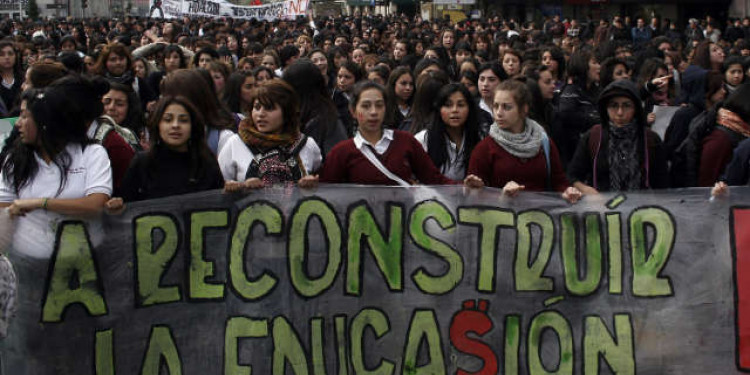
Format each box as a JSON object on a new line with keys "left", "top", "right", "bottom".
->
{"left": 0, "top": 144, "right": 112, "bottom": 258}
{"left": 218, "top": 134, "right": 322, "bottom": 182}
{"left": 414, "top": 130, "right": 466, "bottom": 181}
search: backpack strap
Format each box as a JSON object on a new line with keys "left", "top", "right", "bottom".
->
{"left": 540, "top": 132, "right": 551, "bottom": 190}
{"left": 643, "top": 129, "right": 651, "bottom": 189}
{"left": 588, "top": 125, "right": 603, "bottom": 190}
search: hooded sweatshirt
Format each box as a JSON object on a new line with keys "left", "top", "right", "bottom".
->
{"left": 567, "top": 80, "right": 670, "bottom": 191}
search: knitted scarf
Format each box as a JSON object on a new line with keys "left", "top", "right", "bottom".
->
{"left": 608, "top": 122, "right": 642, "bottom": 191}
{"left": 717, "top": 108, "right": 750, "bottom": 138}
{"left": 238, "top": 119, "right": 300, "bottom": 151}
{"left": 488, "top": 119, "right": 544, "bottom": 159}
{"left": 104, "top": 70, "right": 134, "bottom": 85}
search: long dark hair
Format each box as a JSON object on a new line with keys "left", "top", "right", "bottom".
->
{"left": 223, "top": 70, "right": 254, "bottom": 114}
{"left": 163, "top": 44, "right": 188, "bottom": 70}
{"left": 1, "top": 86, "right": 97, "bottom": 195}
{"left": 567, "top": 49, "right": 597, "bottom": 89}
{"left": 107, "top": 81, "right": 147, "bottom": 135}
{"left": 246, "top": 79, "right": 302, "bottom": 136}
{"left": 384, "top": 66, "right": 413, "bottom": 128}
{"left": 282, "top": 59, "right": 337, "bottom": 131}
{"left": 526, "top": 66, "right": 554, "bottom": 129}
{"left": 541, "top": 46, "right": 566, "bottom": 81}
{"left": 160, "top": 69, "right": 234, "bottom": 130}
{"left": 408, "top": 70, "right": 450, "bottom": 134}
{"left": 426, "top": 84, "right": 480, "bottom": 175}
{"left": 146, "top": 96, "right": 214, "bottom": 183}
{"left": 0, "top": 39, "right": 22, "bottom": 78}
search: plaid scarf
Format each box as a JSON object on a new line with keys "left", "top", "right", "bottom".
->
{"left": 717, "top": 108, "right": 750, "bottom": 138}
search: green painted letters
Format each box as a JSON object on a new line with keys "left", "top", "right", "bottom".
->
{"left": 42, "top": 222, "right": 107, "bottom": 322}
{"left": 410, "top": 201, "right": 462, "bottom": 295}
{"left": 347, "top": 203, "right": 403, "bottom": 295}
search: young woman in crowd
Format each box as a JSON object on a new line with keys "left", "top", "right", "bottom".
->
{"left": 367, "top": 65, "right": 390, "bottom": 86}
{"left": 333, "top": 61, "right": 365, "bottom": 137}
{"left": 541, "top": 46, "right": 566, "bottom": 89}
{"left": 282, "top": 59, "right": 347, "bottom": 157}
{"left": 467, "top": 80, "right": 580, "bottom": 202}
{"left": 459, "top": 70, "right": 479, "bottom": 98}
{"left": 440, "top": 28, "right": 456, "bottom": 56}
{"left": 526, "top": 65, "right": 557, "bottom": 130}
{"left": 567, "top": 80, "right": 669, "bottom": 193}
{"left": 0, "top": 39, "right": 23, "bottom": 116}
{"left": 414, "top": 84, "right": 481, "bottom": 181}
{"left": 252, "top": 66, "right": 275, "bottom": 85}
{"left": 392, "top": 39, "right": 412, "bottom": 67}
{"left": 308, "top": 49, "right": 331, "bottom": 87}
{"left": 695, "top": 84, "right": 750, "bottom": 187}
{"left": 723, "top": 56, "right": 746, "bottom": 94}
{"left": 102, "top": 82, "right": 147, "bottom": 141}
{"left": 384, "top": 66, "right": 414, "bottom": 130}
{"left": 95, "top": 42, "right": 157, "bottom": 112}
{"left": 218, "top": 79, "right": 321, "bottom": 190}
{"left": 0, "top": 88, "right": 112, "bottom": 258}
{"left": 476, "top": 62, "right": 506, "bottom": 135}
{"left": 637, "top": 58, "right": 673, "bottom": 123}
{"left": 192, "top": 47, "right": 219, "bottom": 69}
{"left": 223, "top": 70, "right": 254, "bottom": 119}
{"left": 692, "top": 40, "right": 726, "bottom": 72}
{"left": 599, "top": 57, "right": 632, "bottom": 89}
{"left": 320, "top": 81, "right": 456, "bottom": 186}
{"left": 710, "top": 85, "right": 750, "bottom": 195}
{"left": 551, "top": 49, "right": 602, "bottom": 164}
{"left": 261, "top": 51, "right": 281, "bottom": 73}
{"left": 161, "top": 69, "right": 235, "bottom": 154}
{"left": 405, "top": 70, "right": 450, "bottom": 134}
{"left": 105, "top": 96, "right": 223, "bottom": 206}
{"left": 132, "top": 57, "right": 152, "bottom": 81}
{"left": 501, "top": 49, "right": 523, "bottom": 77}
{"left": 207, "top": 61, "right": 230, "bottom": 99}
{"left": 144, "top": 44, "right": 188, "bottom": 97}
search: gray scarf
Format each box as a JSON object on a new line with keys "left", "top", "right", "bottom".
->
{"left": 488, "top": 119, "right": 544, "bottom": 159}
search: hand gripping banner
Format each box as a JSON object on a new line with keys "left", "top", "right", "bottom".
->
{"left": 1, "top": 185, "right": 749, "bottom": 374}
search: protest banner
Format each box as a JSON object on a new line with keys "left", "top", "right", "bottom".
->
{"left": 0, "top": 185, "right": 747, "bottom": 374}
{"left": 150, "top": 0, "right": 308, "bottom": 21}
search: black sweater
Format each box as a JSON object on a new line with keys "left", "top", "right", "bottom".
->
{"left": 120, "top": 147, "right": 224, "bottom": 202}
{"left": 567, "top": 125, "right": 670, "bottom": 191}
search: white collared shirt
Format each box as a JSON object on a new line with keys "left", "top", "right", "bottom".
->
{"left": 353, "top": 129, "right": 394, "bottom": 155}
{"left": 414, "top": 130, "right": 466, "bottom": 181}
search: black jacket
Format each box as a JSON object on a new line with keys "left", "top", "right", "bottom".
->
{"left": 567, "top": 80, "right": 670, "bottom": 191}
{"left": 551, "top": 82, "right": 600, "bottom": 165}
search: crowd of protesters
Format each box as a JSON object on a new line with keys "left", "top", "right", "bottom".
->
{"left": 0, "top": 11, "right": 749, "bottom": 256}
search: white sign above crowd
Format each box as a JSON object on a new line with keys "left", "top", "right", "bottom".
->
{"left": 149, "top": 0, "right": 309, "bottom": 21}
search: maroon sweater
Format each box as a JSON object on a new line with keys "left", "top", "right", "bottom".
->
{"left": 320, "top": 130, "right": 455, "bottom": 185}
{"left": 102, "top": 130, "right": 135, "bottom": 192}
{"left": 698, "top": 128, "right": 741, "bottom": 187}
{"left": 467, "top": 137, "right": 569, "bottom": 192}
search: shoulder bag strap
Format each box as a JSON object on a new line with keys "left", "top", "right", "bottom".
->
{"left": 359, "top": 145, "right": 411, "bottom": 187}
